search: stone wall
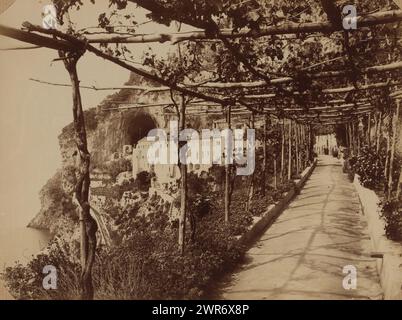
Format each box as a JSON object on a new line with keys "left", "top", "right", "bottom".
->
{"left": 354, "top": 175, "right": 402, "bottom": 300}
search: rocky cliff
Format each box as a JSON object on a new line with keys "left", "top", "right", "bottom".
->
{"left": 27, "top": 169, "right": 78, "bottom": 236}
{"left": 28, "top": 72, "right": 217, "bottom": 234}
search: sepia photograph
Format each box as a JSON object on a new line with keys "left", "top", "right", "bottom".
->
{"left": 0, "top": 0, "right": 401, "bottom": 307}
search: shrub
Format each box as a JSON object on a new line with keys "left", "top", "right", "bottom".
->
{"left": 2, "top": 205, "right": 245, "bottom": 300}
{"left": 42, "top": 171, "right": 78, "bottom": 222}
{"left": 380, "top": 199, "right": 402, "bottom": 241}
{"left": 388, "top": 156, "right": 402, "bottom": 193}
{"left": 1, "top": 238, "right": 81, "bottom": 300}
{"left": 84, "top": 108, "right": 99, "bottom": 131}
{"left": 62, "top": 165, "right": 77, "bottom": 188}
{"left": 136, "top": 171, "right": 152, "bottom": 191}
{"left": 101, "top": 158, "right": 133, "bottom": 181}
{"left": 190, "top": 194, "right": 213, "bottom": 219}
{"left": 349, "top": 146, "right": 386, "bottom": 190}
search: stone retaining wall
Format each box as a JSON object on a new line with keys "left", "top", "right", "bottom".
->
{"left": 353, "top": 175, "right": 402, "bottom": 300}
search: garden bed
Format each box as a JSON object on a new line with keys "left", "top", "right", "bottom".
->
{"left": 353, "top": 174, "right": 402, "bottom": 300}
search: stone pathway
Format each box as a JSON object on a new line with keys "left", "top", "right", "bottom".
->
{"left": 221, "top": 156, "right": 383, "bottom": 300}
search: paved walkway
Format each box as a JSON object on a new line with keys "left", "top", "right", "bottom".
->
{"left": 221, "top": 156, "right": 383, "bottom": 300}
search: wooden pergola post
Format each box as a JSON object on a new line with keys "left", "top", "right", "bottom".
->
{"left": 384, "top": 117, "right": 391, "bottom": 193}
{"left": 300, "top": 125, "right": 304, "bottom": 168}
{"left": 288, "top": 119, "right": 292, "bottom": 180}
{"left": 299, "top": 124, "right": 303, "bottom": 169}
{"left": 388, "top": 99, "right": 400, "bottom": 199}
{"left": 356, "top": 121, "right": 360, "bottom": 154}
{"left": 305, "top": 125, "right": 309, "bottom": 166}
{"left": 295, "top": 122, "right": 300, "bottom": 176}
{"left": 300, "top": 124, "right": 304, "bottom": 169}
{"left": 246, "top": 113, "right": 255, "bottom": 212}
{"left": 281, "top": 118, "right": 285, "bottom": 182}
{"left": 303, "top": 125, "right": 308, "bottom": 167}
{"left": 376, "top": 112, "right": 383, "bottom": 152}
{"left": 273, "top": 155, "right": 278, "bottom": 189}
{"left": 308, "top": 124, "right": 314, "bottom": 161}
{"left": 224, "top": 105, "right": 231, "bottom": 223}
{"left": 396, "top": 100, "right": 402, "bottom": 200}
{"left": 367, "top": 113, "right": 372, "bottom": 147}
{"left": 349, "top": 122, "right": 354, "bottom": 155}
{"left": 352, "top": 121, "right": 356, "bottom": 154}
{"left": 357, "top": 119, "right": 361, "bottom": 156}
{"left": 374, "top": 112, "right": 379, "bottom": 148}
{"left": 351, "top": 121, "right": 356, "bottom": 154}
{"left": 397, "top": 169, "right": 402, "bottom": 201}
{"left": 262, "top": 114, "right": 270, "bottom": 193}
{"left": 178, "top": 95, "right": 187, "bottom": 254}
{"left": 60, "top": 51, "right": 97, "bottom": 300}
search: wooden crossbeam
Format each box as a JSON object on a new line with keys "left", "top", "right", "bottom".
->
{"left": 146, "top": 103, "right": 374, "bottom": 120}
{"left": 84, "top": 10, "right": 402, "bottom": 44}
{"left": 103, "top": 100, "right": 371, "bottom": 112}
{"left": 192, "top": 62, "right": 402, "bottom": 89}
{"left": 323, "top": 81, "right": 400, "bottom": 94}
{"left": 297, "top": 108, "right": 374, "bottom": 118}
{"left": 0, "top": 23, "right": 76, "bottom": 51}
{"left": 29, "top": 74, "right": 401, "bottom": 96}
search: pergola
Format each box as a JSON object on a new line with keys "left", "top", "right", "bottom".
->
{"left": 1, "top": 2, "right": 401, "bottom": 300}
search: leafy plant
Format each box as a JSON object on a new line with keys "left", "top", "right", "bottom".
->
{"left": 136, "top": 171, "right": 152, "bottom": 192}
{"left": 41, "top": 171, "right": 78, "bottom": 222}
{"left": 349, "top": 145, "right": 386, "bottom": 190}
{"left": 1, "top": 238, "right": 81, "bottom": 300}
{"left": 2, "top": 198, "right": 245, "bottom": 300}
{"left": 98, "top": 158, "right": 132, "bottom": 182}
{"left": 380, "top": 199, "right": 402, "bottom": 241}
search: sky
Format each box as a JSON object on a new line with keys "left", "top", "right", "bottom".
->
{"left": 0, "top": 0, "right": 177, "bottom": 223}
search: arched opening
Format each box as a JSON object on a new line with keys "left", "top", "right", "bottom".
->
{"left": 125, "top": 112, "right": 157, "bottom": 146}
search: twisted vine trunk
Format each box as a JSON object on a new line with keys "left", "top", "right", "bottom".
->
{"left": 245, "top": 113, "right": 255, "bottom": 213}
{"left": 376, "top": 112, "right": 383, "bottom": 153}
{"left": 262, "top": 115, "right": 268, "bottom": 195}
{"left": 280, "top": 119, "right": 285, "bottom": 181}
{"left": 368, "top": 113, "right": 372, "bottom": 147}
{"left": 295, "top": 123, "right": 299, "bottom": 176}
{"left": 388, "top": 99, "right": 400, "bottom": 199}
{"left": 178, "top": 96, "right": 187, "bottom": 253}
{"left": 288, "top": 120, "right": 292, "bottom": 181}
{"left": 60, "top": 51, "right": 97, "bottom": 300}
{"left": 308, "top": 125, "right": 313, "bottom": 162}
{"left": 224, "top": 106, "right": 231, "bottom": 223}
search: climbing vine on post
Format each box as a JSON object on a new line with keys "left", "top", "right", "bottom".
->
{"left": 59, "top": 50, "right": 98, "bottom": 300}
{"left": 178, "top": 95, "right": 188, "bottom": 254}
{"left": 224, "top": 105, "right": 232, "bottom": 223}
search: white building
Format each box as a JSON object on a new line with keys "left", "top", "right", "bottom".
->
{"left": 132, "top": 137, "right": 153, "bottom": 176}
{"left": 131, "top": 132, "right": 256, "bottom": 182}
